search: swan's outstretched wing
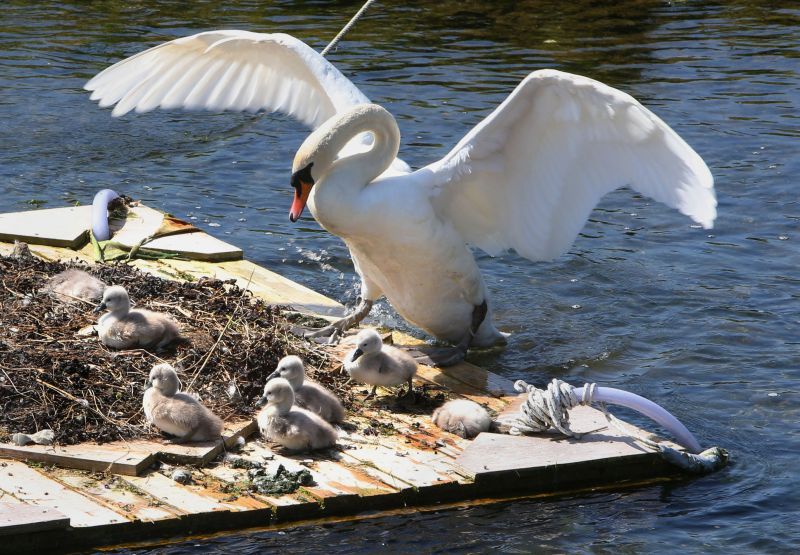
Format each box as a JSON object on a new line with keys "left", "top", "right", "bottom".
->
{"left": 86, "top": 30, "right": 410, "bottom": 173}
{"left": 85, "top": 30, "right": 367, "bottom": 126}
{"left": 424, "top": 69, "right": 715, "bottom": 261}
{"left": 85, "top": 31, "right": 369, "bottom": 127}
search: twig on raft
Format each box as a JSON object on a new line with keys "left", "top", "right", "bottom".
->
{"left": 35, "top": 377, "right": 130, "bottom": 428}
{"left": 185, "top": 267, "right": 256, "bottom": 391}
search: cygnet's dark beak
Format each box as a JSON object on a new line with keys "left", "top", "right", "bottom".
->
{"left": 255, "top": 395, "right": 267, "bottom": 408}
{"left": 93, "top": 302, "right": 106, "bottom": 313}
{"left": 351, "top": 348, "right": 364, "bottom": 362}
{"left": 266, "top": 369, "right": 281, "bottom": 382}
{"left": 145, "top": 378, "right": 152, "bottom": 389}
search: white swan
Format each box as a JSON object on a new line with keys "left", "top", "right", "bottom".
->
{"left": 95, "top": 285, "right": 181, "bottom": 350}
{"left": 344, "top": 328, "right": 417, "bottom": 399}
{"left": 432, "top": 399, "right": 492, "bottom": 439}
{"left": 85, "top": 31, "right": 716, "bottom": 364}
{"left": 257, "top": 355, "right": 345, "bottom": 424}
{"left": 257, "top": 377, "right": 338, "bottom": 452}
{"left": 143, "top": 363, "right": 223, "bottom": 443}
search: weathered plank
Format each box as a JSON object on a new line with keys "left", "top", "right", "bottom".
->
{"left": 0, "top": 443, "right": 154, "bottom": 477}
{"left": 455, "top": 404, "right": 677, "bottom": 490}
{"left": 0, "top": 420, "right": 257, "bottom": 478}
{"left": 117, "top": 419, "right": 258, "bottom": 468}
{"left": 336, "top": 429, "right": 463, "bottom": 491}
{"left": 109, "top": 205, "right": 243, "bottom": 262}
{"left": 120, "top": 471, "right": 238, "bottom": 514}
{"left": 219, "top": 259, "right": 344, "bottom": 317}
{"left": 0, "top": 206, "right": 93, "bottom": 248}
{"left": 0, "top": 502, "right": 70, "bottom": 536}
{"left": 53, "top": 469, "right": 180, "bottom": 522}
{"left": 0, "top": 461, "right": 129, "bottom": 527}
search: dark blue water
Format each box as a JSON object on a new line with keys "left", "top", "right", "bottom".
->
{"left": 1, "top": 1, "right": 798, "bottom": 552}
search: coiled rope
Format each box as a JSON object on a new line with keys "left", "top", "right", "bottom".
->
{"left": 502, "top": 379, "right": 728, "bottom": 474}
{"left": 321, "top": 0, "right": 377, "bottom": 57}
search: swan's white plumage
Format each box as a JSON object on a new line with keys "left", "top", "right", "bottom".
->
{"left": 85, "top": 30, "right": 409, "bottom": 174}
{"left": 425, "top": 70, "right": 716, "bottom": 261}
{"left": 86, "top": 32, "right": 716, "bottom": 348}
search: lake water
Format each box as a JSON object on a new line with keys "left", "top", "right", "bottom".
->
{"left": 1, "top": 0, "right": 798, "bottom": 552}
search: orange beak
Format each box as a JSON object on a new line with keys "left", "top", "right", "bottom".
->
{"left": 289, "top": 180, "right": 313, "bottom": 222}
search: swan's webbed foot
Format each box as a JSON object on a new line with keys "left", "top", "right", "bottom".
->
{"left": 413, "top": 300, "right": 488, "bottom": 368}
{"left": 415, "top": 344, "right": 469, "bottom": 367}
{"left": 293, "top": 298, "right": 374, "bottom": 344}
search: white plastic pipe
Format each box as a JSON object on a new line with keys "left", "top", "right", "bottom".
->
{"left": 574, "top": 386, "right": 702, "bottom": 454}
{"left": 91, "top": 189, "right": 120, "bottom": 241}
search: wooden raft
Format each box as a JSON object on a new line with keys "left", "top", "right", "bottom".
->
{"left": 0, "top": 206, "right": 683, "bottom": 552}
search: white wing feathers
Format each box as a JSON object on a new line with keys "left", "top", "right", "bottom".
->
{"left": 426, "top": 69, "right": 716, "bottom": 262}
{"left": 84, "top": 30, "right": 370, "bottom": 127}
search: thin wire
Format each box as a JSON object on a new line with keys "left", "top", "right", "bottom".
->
{"left": 321, "top": 0, "right": 377, "bottom": 57}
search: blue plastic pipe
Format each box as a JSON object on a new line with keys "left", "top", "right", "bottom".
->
{"left": 575, "top": 386, "right": 703, "bottom": 454}
{"left": 91, "top": 189, "right": 120, "bottom": 241}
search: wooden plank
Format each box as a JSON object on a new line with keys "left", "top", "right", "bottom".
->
{"left": 109, "top": 206, "right": 243, "bottom": 262}
{"left": 205, "top": 464, "right": 305, "bottom": 510}
{"left": 143, "top": 233, "right": 243, "bottom": 262}
{"left": 336, "top": 429, "right": 462, "bottom": 490}
{"left": 0, "top": 502, "right": 70, "bottom": 536}
{"left": 0, "top": 444, "right": 154, "bottom": 477}
{"left": 117, "top": 419, "right": 257, "bottom": 468}
{"left": 53, "top": 469, "right": 181, "bottom": 523}
{"left": 219, "top": 259, "right": 344, "bottom": 318}
{"left": 120, "top": 471, "right": 234, "bottom": 514}
{"left": 413, "top": 364, "right": 509, "bottom": 412}
{"left": 455, "top": 405, "right": 672, "bottom": 485}
{"left": 0, "top": 206, "right": 93, "bottom": 248}
{"left": 235, "top": 442, "right": 376, "bottom": 512}
{"left": 305, "top": 457, "right": 399, "bottom": 498}
{"left": 0, "top": 461, "right": 129, "bottom": 527}
{"left": 359, "top": 410, "right": 469, "bottom": 460}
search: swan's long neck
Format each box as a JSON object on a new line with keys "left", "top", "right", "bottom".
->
{"left": 304, "top": 105, "right": 400, "bottom": 231}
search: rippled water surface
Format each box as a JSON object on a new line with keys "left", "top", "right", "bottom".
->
{"left": 2, "top": 0, "right": 799, "bottom": 552}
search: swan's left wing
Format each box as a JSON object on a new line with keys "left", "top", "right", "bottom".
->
{"left": 84, "top": 30, "right": 366, "bottom": 127}
{"left": 85, "top": 30, "right": 410, "bottom": 173}
{"left": 424, "top": 69, "right": 715, "bottom": 261}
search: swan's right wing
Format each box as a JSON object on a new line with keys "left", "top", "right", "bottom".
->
{"left": 424, "top": 69, "right": 715, "bottom": 262}
{"left": 85, "top": 30, "right": 369, "bottom": 128}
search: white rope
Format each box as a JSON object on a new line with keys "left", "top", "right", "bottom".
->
{"left": 320, "top": 0, "right": 377, "bottom": 57}
{"left": 502, "top": 378, "right": 727, "bottom": 474}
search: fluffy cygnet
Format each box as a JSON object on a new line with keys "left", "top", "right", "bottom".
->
{"left": 95, "top": 285, "right": 180, "bottom": 350}
{"left": 257, "top": 378, "right": 337, "bottom": 452}
{"left": 344, "top": 328, "right": 417, "bottom": 399}
{"left": 143, "top": 363, "right": 223, "bottom": 442}
{"left": 44, "top": 269, "right": 106, "bottom": 303}
{"left": 258, "top": 355, "right": 345, "bottom": 423}
{"left": 432, "top": 399, "right": 492, "bottom": 439}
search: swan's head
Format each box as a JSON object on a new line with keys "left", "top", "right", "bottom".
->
{"left": 289, "top": 115, "right": 341, "bottom": 222}
{"left": 350, "top": 328, "right": 383, "bottom": 362}
{"left": 147, "top": 363, "right": 180, "bottom": 397}
{"left": 289, "top": 104, "right": 398, "bottom": 222}
{"left": 95, "top": 284, "right": 130, "bottom": 314}
{"left": 263, "top": 355, "right": 305, "bottom": 394}
{"left": 260, "top": 377, "right": 295, "bottom": 415}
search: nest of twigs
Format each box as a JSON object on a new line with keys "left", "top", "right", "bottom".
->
{"left": 0, "top": 251, "right": 354, "bottom": 445}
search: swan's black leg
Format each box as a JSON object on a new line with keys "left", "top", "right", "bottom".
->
{"left": 416, "top": 301, "right": 488, "bottom": 367}
{"left": 296, "top": 298, "right": 374, "bottom": 344}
